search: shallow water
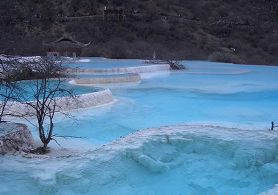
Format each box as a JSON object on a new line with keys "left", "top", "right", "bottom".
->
{"left": 1, "top": 59, "right": 278, "bottom": 194}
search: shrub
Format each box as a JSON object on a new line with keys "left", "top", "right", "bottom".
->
{"left": 208, "top": 51, "right": 245, "bottom": 64}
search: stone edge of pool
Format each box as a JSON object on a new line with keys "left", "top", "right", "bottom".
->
{"left": 65, "top": 64, "right": 171, "bottom": 74}
{"left": 4, "top": 89, "right": 114, "bottom": 115}
{"left": 69, "top": 73, "right": 141, "bottom": 86}
{"left": 97, "top": 124, "right": 278, "bottom": 152}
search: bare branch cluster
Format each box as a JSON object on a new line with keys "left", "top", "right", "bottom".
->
{"left": 166, "top": 60, "right": 185, "bottom": 70}
{"left": 0, "top": 56, "right": 77, "bottom": 153}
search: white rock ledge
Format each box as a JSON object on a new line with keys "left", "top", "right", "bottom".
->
{"left": 5, "top": 89, "right": 114, "bottom": 116}
{"left": 66, "top": 64, "right": 170, "bottom": 74}
{"left": 97, "top": 125, "right": 278, "bottom": 153}
{"left": 0, "top": 122, "right": 34, "bottom": 154}
{"left": 260, "top": 185, "right": 278, "bottom": 195}
{"left": 71, "top": 73, "right": 141, "bottom": 86}
{"left": 91, "top": 125, "right": 278, "bottom": 176}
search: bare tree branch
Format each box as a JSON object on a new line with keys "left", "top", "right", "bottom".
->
{"left": 0, "top": 56, "right": 78, "bottom": 154}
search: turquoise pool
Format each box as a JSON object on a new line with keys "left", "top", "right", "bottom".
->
{"left": 53, "top": 60, "right": 278, "bottom": 144}
{"left": 4, "top": 80, "right": 100, "bottom": 102}
{"left": 1, "top": 59, "right": 278, "bottom": 194}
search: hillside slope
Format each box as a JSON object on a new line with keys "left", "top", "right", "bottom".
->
{"left": 0, "top": 0, "right": 277, "bottom": 64}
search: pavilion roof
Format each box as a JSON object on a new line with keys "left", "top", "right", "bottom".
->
{"left": 44, "top": 36, "right": 91, "bottom": 49}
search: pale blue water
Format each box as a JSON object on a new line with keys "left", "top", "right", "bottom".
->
{"left": 53, "top": 61, "right": 278, "bottom": 144}
{"left": 6, "top": 80, "right": 99, "bottom": 102}
{"left": 1, "top": 59, "right": 278, "bottom": 194}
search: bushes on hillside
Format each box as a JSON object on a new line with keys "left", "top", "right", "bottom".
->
{"left": 208, "top": 51, "right": 245, "bottom": 64}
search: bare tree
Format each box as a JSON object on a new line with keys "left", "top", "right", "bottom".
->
{"left": 166, "top": 60, "right": 185, "bottom": 70}
{"left": 16, "top": 57, "right": 76, "bottom": 154}
{"left": 0, "top": 55, "right": 22, "bottom": 122}
{"left": 0, "top": 81, "right": 17, "bottom": 122}
{"left": 0, "top": 56, "right": 77, "bottom": 153}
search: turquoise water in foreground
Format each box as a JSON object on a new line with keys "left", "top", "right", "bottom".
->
{"left": 1, "top": 59, "right": 278, "bottom": 194}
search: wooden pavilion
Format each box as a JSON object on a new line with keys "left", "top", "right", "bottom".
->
{"left": 44, "top": 36, "right": 91, "bottom": 57}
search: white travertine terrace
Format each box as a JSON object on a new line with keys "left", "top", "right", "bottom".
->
{"left": 4, "top": 89, "right": 114, "bottom": 116}
{"left": 89, "top": 125, "right": 278, "bottom": 175}
{"left": 66, "top": 64, "right": 171, "bottom": 74}
{"left": 97, "top": 125, "right": 278, "bottom": 152}
{"left": 71, "top": 73, "right": 141, "bottom": 86}
{"left": 260, "top": 185, "right": 278, "bottom": 195}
